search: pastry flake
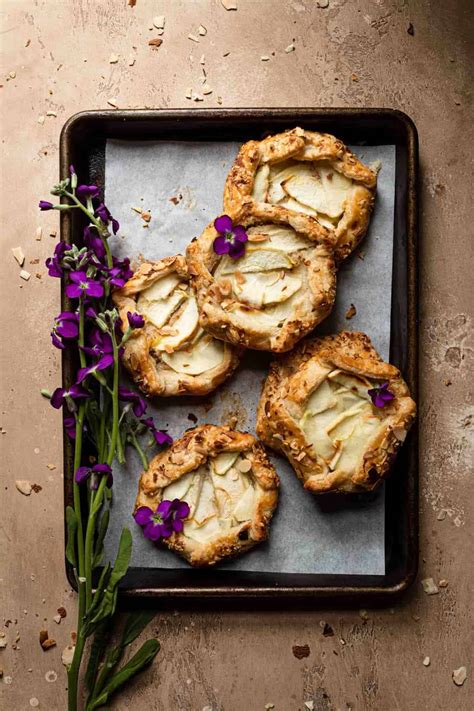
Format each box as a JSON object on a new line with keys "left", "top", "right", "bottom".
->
{"left": 223, "top": 127, "right": 377, "bottom": 261}
{"left": 113, "top": 255, "right": 242, "bottom": 397}
{"left": 256, "top": 331, "right": 416, "bottom": 494}
{"left": 135, "top": 425, "right": 280, "bottom": 566}
{"left": 186, "top": 220, "right": 336, "bottom": 352}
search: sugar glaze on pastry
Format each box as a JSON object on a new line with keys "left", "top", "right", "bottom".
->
{"left": 113, "top": 256, "right": 241, "bottom": 397}
{"left": 135, "top": 425, "right": 280, "bottom": 566}
{"left": 186, "top": 221, "right": 336, "bottom": 352}
{"left": 223, "top": 127, "right": 377, "bottom": 261}
{"left": 256, "top": 332, "right": 416, "bottom": 494}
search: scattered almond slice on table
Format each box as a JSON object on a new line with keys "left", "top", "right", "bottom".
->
{"left": 421, "top": 577, "right": 439, "bottom": 594}
{"left": 345, "top": 303, "right": 357, "bottom": 319}
{"left": 16, "top": 480, "right": 32, "bottom": 495}
{"left": 153, "top": 16, "right": 165, "bottom": 29}
{"left": 148, "top": 38, "right": 162, "bottom": 49}
{"left": 452, "top": 666, "right": 467, "bottom": 686}
{"left": 20, "top": 269, "right": 31, "bottom": 281}
{"left": 12, "top": 246, "right": 25, "bottom": 266}
{"left": 221, "top": 0, "right": 237, "bottom": 9}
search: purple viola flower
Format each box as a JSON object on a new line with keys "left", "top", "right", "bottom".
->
{"left": 39, "top": 200, "right": 54, "bottom": 211}
{"left": 95, "top": 203, "right": 120, "bottom": 235}
{"left": 141, "top": 417, "right": 173, "bottom": 446}
{"left": 83, "top": 226, "right": 107, "bottom": 260}
{"left": 76, "top": 184, "right": 101, "bottom": 200}
{"left": 368, "top": 382, "right": 395, "bottom": 408}
{"left": 118, "top": 386, "right": 147, "bottom": 417}
{"left": 75, "top": 463, "right": 113, "bottom": 490}
{"left": 66, "top": 270, "right": 104, "bottom": 299}
{"left": 134, "top": 499, "right": 190, "bottom": 541}
{"left": 51, "top": 311, "right": 80, "bottom": 350}
{"left": 50, "top": 384, "right": 89, "bottom": 411}
{"left": 76, "top": 353, "right": 114, "bottom": 384}
{"left": 212, "top": 214, "right": 248, "bottom": 260}
{"left": 46, "top": 242, "right": 69, "bottom": 278}
{"left": 127, "top": 311, "right": 145, "bottom": 329}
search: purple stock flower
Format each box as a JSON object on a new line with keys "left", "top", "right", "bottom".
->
{"left": 76, "top": 184, "right": 101, "bottom": 200}
{"left": 39, "top": 200, "right": 54, "bottom": 211}
{"left": 81, "top": 329, "right": 113, "bottom": 358}
{"left": 50, "top": 384, "right": 89, "bottom": 411}
{"left": 118, "top": 386, "right": 147, "bottom": 417}
{"left": 212, "top": 214, "right": 248, "bottom": 260}
{"left": 83, "top": 226, "right": 107, "bottom": 260}
{"left": 368, "top": 382, "right": 395, "bottom": 408}
{"left": 66, "top": 270, "right": 104, "bottom": 299}
{"left": 46, "top": 242, "right": 69, "bottom": 278}
{"left": 75, "top": 463, "right": 113, "bottom": 490}
{"left": 141, "top": 417, "right": 173, "bottom": 446}
{"left": 95, "top": 203, "right": 120, "bottom": 235}
{"left": 51, "top": 311, "right": 79, "bottom": 349}
{"left": 127, "top": 311, "right": 145, "bottom": 329}
{"left": 76, "top": 353, "right": 114, "bottom": 384}
{"left": 134, "top": 499, "right": 190, "bottom": 541}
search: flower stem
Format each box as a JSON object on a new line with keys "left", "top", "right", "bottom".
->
{"left": 130, "top": 431, "right": 149, "bottom": 471}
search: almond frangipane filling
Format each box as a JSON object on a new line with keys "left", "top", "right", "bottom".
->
{"left": 161, "top": 452, "right": 256, "bottom": 544}
{"left": 300, "top": 369, "right": 384, "bottom": 474}
{"left": 253, "top": 160, "right": 356, "bottom": 230}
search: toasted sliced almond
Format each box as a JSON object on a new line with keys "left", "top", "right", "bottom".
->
{"left": 12, "top": 247, "right": 25, "bottom": 266}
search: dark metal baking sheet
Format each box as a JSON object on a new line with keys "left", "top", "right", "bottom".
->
{"left": 60, "top": 108, "right": 418, "bottom": 603}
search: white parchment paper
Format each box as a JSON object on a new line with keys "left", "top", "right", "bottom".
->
{"left": 104, "top": 140, "right": 396, "bottom": 576}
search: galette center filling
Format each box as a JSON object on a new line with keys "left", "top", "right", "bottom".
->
{"left": 300, "top": 368, "right": 386, "bottom": 473}
{"left": 252, "top": 159, "right": 356, "bottom": 229}
{"left": 136, "top": 273, "right": 225, "bottom": 376}
{"left": 161, "top": 451, "right": 257, "bottom": 543}
{"left": 213, "top": 224, "right": 313, "bottom": 326}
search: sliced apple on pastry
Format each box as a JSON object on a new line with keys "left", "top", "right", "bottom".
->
{"left": 282, "top": 163, "right": 354, "bottom": 219}
{"left": 154, "top": 297, "right": 200, "bottom": 352}
{"left": 212, "top": 451, "right": 240, "bottom": 475}
{"left": 220, "top": 249, "right": 294, "bottom": 275}
{"left": 141, "top": 273, "right": 182, "bottom": 301}
{"left": 138, "top": 288, "right": 187, "bottom": 329}
{"left": 262, "top": 273, "right": 302, "bottom": 305}
{"left": 252, "top": 163, "right": 270, "bottom": 201}
{"left": 232, "top": 485, "right": 256, "bottom": 522}
{"left": 247, "top": 224, "right": 311, "bottom": 252}
{"left": 161, "top": 333, "right": 225, "bottom": 375}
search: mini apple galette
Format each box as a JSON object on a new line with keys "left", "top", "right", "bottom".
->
{"left": 256, "top": 332, "right": 416, "bottom": 494}
{"left": 135, "top": 425, "right": 280, "bottom": 566}
{"left": 186, "top": 221, "right": 336, "bottom": 352}
{"left": 113, "top": 256, "right": 241, "bottom": 397}
{"left": 223, "top": 127, "right": 377, "bottom": 261}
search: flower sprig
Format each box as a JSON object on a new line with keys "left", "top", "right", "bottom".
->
{"left": 212, "top": 214, "right": 248, "bottom": 259}
{"left": 41, "top": 168, "right": 168, "bottom": 711}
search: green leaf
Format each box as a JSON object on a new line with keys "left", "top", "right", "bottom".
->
{"left": 121, "top": 611, "right": 156, "bottom": 649}
{"left": 82, "top": 564, "right": 111, "bottom": 637}
{"left": 88, "top": 640, "right": 160, "bottom": 709}
{"left": 84, "top": 621, "right": 113, "bottom": 694}
{"left": 92, "top": 509, "right": 110, "bottom": 569}
{"left": 82, "top": 529, "right": 132, "bottom": 637}
{"left": 65, "top": 506, "right": 78, "bottom": 566}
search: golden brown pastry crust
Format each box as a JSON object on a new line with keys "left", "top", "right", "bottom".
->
{"left": 112, "top": 256, "right": 242, "bottom": 397}
{"left": 135, "top": 425, "right": 280, "bottom": 567}
{"left": 186, "top": 220, "right": 337, "bottom": 352}
{"left": 223, "top": 127, "right": 377, "bottom": 261}
{"left": 256, "top": 332, "right": 416, "bottom": 494}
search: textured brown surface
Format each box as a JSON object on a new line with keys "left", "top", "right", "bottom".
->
{"left": 0, "top": 1, "right": 472, "bottom": 709}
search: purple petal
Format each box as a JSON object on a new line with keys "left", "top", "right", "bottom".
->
{"left": 232, "top": 225, "right": 248, "bottom": 243}
{"left": 56, "top": 321, "right": 79, "bottom": 339}
{"left": 214, "top": 214, "right": 233, "bottom": 234}
{"left": 76, "top": 366, "right": 92, "bottom": 383}
{"left": 96, "top": 354, "right": 114, "bottom": 371}
{"left": 159, "top": 523, "right": 174, "bottom": 538}
{"left": 157, "top": 500, "right": 173, "bottom": 519}
{"left": 213, "top": 235, "right": 231, "bottom": 255}
{"left": 172, "top": 518, "right": 184, "bottom": 533}
{"left": 65, "top": 284, "right": 83, "bottom": 299}
{"left": 39, "top": 200, "right": 54, "bottom": 211}
{"left": 85, "top": 281, "right": 104, "bottom": 298}
{"left": 154, "top": 429, "right": 173, "bottom": 446}
{"left": 51, "top": 332, "right": 65, "bottom": 349}
{"left": 228, "top": 240, "right": 246, "bottom": 259}
{"left": 143, "top": 521, "right": 164, "bottom": 541}
{"left": 174, "top": 500, "right": 190, "bottom": 519}
{"left": 127, "top": 311, "right": 145, "bottom": 329}
{"left": 75, "top": 466, "right": 90, "bottom": 484}
{"left": 69, "top": 270, "right": 87, "bottom": 284}
{"left": 134, "top": 506, "right": 154, "bottom": 527}
{"left": 69, "top": 384, "right": 90, "bottom": 400}
{"left": 76, "top": 185, "right": 100, "bottom": 200}
{"left": 50, "top": 388, "right": 65, "bottom": 409}
{"left": 111, "top": 218, "right": 120, "bottom": 235}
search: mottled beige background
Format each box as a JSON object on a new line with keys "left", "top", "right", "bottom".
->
{"left": 0, "top": 1, "right": 472, "bottom": 710}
